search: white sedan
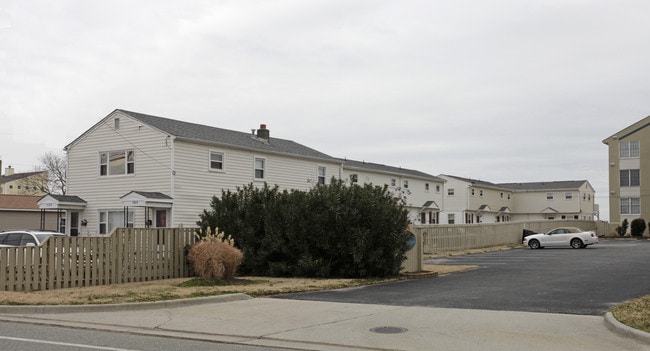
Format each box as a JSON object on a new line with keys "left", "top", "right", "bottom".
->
{"left": 523, "top": 227, "right": 599, "bottom": 249}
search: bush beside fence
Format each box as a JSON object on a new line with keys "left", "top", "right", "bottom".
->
{"left": 0, "top": 227, "right": 196, "bottom": 292}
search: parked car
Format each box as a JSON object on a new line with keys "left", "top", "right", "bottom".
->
{"left": 0, "top": 230, "right": 66, "bottom": 247}
{"left": 523, "top": 227, "right": 598, "bottom": 249}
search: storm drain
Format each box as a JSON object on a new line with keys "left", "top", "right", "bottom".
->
{"left": 369, "top": 326, "right": 408, "bottom": 334}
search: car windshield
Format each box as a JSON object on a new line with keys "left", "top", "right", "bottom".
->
{"left": 34, "top": 233, "right": 57, "bottom": 244}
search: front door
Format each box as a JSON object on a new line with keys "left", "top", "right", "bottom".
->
{"left": 70, "top": 212, "right": 80, "bottom": 236}
{"left": 155, "top": 210, "right": 167, "bottom": 227}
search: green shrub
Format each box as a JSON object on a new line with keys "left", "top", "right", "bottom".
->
{"left": 197, "top": 179, "right": 410, "bottom": 278}
{"left": 187, "top": 229, "right": 243, "bottom": 280}
{"left": 617, "top": 219, "right": 629, "bottom": 236}
{"left": 631, "top": 218, "right": 647, "bottom": 237}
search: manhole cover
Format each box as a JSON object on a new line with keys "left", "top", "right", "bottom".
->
{"left": 369, "top": 326, "right": 408, "bottom": 334}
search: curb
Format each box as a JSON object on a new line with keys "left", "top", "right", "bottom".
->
{"left": 0, "top": 293, "right": 252, "bottom": 314}
{"left": 604, "top": 312, "right": 650, "bottom": 344}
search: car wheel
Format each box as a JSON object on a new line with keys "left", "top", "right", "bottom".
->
{"left": 570, "top": 238, "right": 583, "bottom": 249}
{"left": 528, "top": 239, "right": 541, "bottom": 249}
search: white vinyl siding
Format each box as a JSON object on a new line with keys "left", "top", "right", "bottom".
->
{"left": 66, "top": 111, "right": 174, "bottom": 235}
{"left": 171, "top": 140, "right": 340, "bottom": 227}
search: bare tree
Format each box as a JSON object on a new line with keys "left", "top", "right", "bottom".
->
{"left": 38, "top": 152, "right": 67, "bottom": 195}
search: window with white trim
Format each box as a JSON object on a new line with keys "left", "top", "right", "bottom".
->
{"left": 254, "top": 157, "right": 265, "bottom": 180}
{"left": 390, "top": 178, "right": 396, "bottom": 186}
{"left": 479, "top": 189, "right": 483, "bottom": 197}
{"left": 621, "top": 197, "right": 640, "bottom": 215}
{"left": 425, "top": 183, "right": 430, "bottom": 192}
{"left": 404, "top": 180, "right": 409, "bottom": 189}
{"left": 209, "top": 151, "right": 224, "bottom": 171}
{"left": 620, "top": 141, "right": 640, "bottom": 158}
{"left": 317, "top": 166, "right": 326, "bottom": 185}
{"left": 447, "top": 188, "right": 455, "bottom": 196}
{"left": 448, "top": 213, "right": 455, "bottom": 224}
{"left": 99, "top": 210, "right": 134, "bottom": 235}
{"left": 547, "top": 193, "right": 554, "bottom": 200}
{"left": 350, "top": 174, "right": 358, "bottom": 183}
{"left": 565, "top": 192, "right": 573, "bottom": 200}
{"left": 435, "top": 185, "right": 440, "bottom": 193}
{"left": 620, "top": 169, "right": 640, "bottom": 187}
{"left": 100, "top": 150, "right": 134, "bottom": 176}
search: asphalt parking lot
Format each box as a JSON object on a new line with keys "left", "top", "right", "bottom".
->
{"left": 275, "top": 239, "right": 650, "bottom": 315}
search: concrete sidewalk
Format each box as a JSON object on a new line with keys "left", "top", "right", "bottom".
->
{"left": 0, "top": 295, "right": 648, "bottom": 351}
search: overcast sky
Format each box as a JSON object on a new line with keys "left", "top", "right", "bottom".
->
{"left": 3, "top": 1, "right": 650, "bottom": 220}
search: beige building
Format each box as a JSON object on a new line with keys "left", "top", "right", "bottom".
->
{"left": 603, "top": 115, "right": 650, "bottom": 225}
{"left": 438, "top": 175, "right": 595, "bottom": 224}
{"left": 0, "top": 162, "right": 48, "bottom": 196}
{"left": 500, "top": 181, "right": 596, "bottom": 221}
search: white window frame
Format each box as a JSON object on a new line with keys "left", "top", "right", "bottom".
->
{"left": 390, "top": 178, "right": 396, "bottom": 187}
{"left": 350, "top": 174, "right": 358, "bottom": 183}
{"left": 254, "top": 157, "right": 265, "bottom": 180}
{"left": 448, "top": 213, "right": 455, "bottom": 224}
{"left": 98, "top": 209, "right": 134, "bottom": 235}
{"left": 404, "top": 180, "right": 409, "bottom": 189}
{"left": 620, "top": 169, "right": 640, "bottom": 187}
{"left": 435, "top": 185, "right": 440, "bottom": 193}
{"left": 547, "top": 193, "right": 554, "bottom": 200}
{"left": 99, "top": 150, "right": 135, "bottom": 176}
{"left": 448, "top": 188, "right": 455, "bottom": 196}
{"left": 317, "top": 166, "right": 326, "bottom": 185}
{"left": 425, "top": 183, "right": 430, "bottom": 192}
{"left": 620, "top": 141, "right": 640, "bottom": 159}
{"left": 479, "top": 189, "right": 484, "bottom": 197}
{"left": 209, "top": 150, "right": 225, "bottom": 172}
{"left": 621, "top": 197, "right": 641, "bottom": 215}
{"left": 565, "top": 192, "right": 573, "bottom": 200}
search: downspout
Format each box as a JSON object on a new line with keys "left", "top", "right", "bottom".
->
{"left": 170, "top": 135, "right": 176, "bottom": 227}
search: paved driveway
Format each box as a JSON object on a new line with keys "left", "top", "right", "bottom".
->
{"left": 274, "top": 239, "right": 650, "bottom": 315}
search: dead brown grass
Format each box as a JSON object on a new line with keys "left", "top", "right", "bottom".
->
{"left": 612, "top": 295, "right": 650, "bottom": 333}
{"left": 0, "top": 265, "right": 475, "bottom": 306}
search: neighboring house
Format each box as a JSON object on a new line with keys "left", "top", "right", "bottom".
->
{"left": 500, "top": 180, "right": 596, "bottom": 221}
{"left": 0, "top": 194, "right": 59, "bottom": 231}
{"left": 603, "top": 115, "right": 650, "bottom": 225}
{"left": 438, "top": 175, "right": 513, "bottom": 224}
{"left": 340, "top": 159, "right": 444, "bottom": 224}
{"left": 0, "top": 163, "right": 48, "bottom": 196}
{"left": 56, "top": 109, "right": 345, "bottom": 236}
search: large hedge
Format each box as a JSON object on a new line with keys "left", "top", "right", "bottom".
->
{"left": 197, "top": 179, "right": 410, "bottom": 278}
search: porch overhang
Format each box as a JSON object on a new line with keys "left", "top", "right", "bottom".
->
{"left": 38, "top": 194, "right": 87, "bottom": 210}
{"left": 420, "top": 200, "right": 440, "bottom": 212}
{"left": 120, "top": 191, "right": 173, "bottom": 208}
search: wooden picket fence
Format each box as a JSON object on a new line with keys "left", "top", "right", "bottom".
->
{"left": 414, "top": 220, "right": 602, "bottom": 255}
{"left": 0, "top": 227, "right": 196, "bottom": 292}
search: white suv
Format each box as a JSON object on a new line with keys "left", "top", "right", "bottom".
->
{"left": 0, "top": 230, "right": 66, "bottom": 247}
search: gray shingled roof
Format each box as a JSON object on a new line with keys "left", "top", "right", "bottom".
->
{"left": 341, "top": 158, "right": 442, "bottom": 181}
{"left": 498, "top": 180, "right": 587, "bottom": 191}
{"left": 0, "top": 171, "right": 47, "bottom": 184}
{"left": 41, "top": 195, "right": 87, "bottom": 204}
{"left": 118, "top": 110, "right": 336, "bottom": 162}
{"left": 122, "top": 191, "right": 173, "bottom": 200}
{"left": 440, "top": 175, "right": 506, "bottom": 190}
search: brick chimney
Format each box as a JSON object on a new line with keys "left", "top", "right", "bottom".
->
{"left": 256, "top": 124, "right": 270, "bottom": 140}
